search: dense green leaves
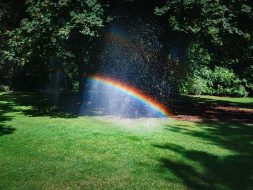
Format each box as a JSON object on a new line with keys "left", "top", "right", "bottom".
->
{"left": 1, "top": 0, "right": 107, "bottom": 91}
{"left": 155, "top": 0, "right": 253, "bottom": 96}
{"left": 0, "top": 0, "right": 252, "bottom": 96}
{"left": 4, "top": 0, "right": 106, "bottom": 64}
{"left": 181, "top": 66, "right": 248, "bottom": 97}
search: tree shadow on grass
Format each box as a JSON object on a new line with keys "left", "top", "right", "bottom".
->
{"left": 0, "top": 125, "right": 16, "bottom": 136}
{"left": 0, "top": 92, "right": 79, "bottom": 118}
{"left": 154, "top": 121, "right": 253, "bottom": 190}
{"left": 3, "top": 92, "right": 252, "bottom": 120}
{"left": 0, "top": 92, "right": 83, "bottom": 135}
{"left": 0, "top": 92, "right": 164, "bottom": 119}
{"left": 170, "top": 96, "right": 253, "bottom": 124}
{"left": 190, "top": 96, "right": 253, "bottom": 109}
{"left": 0, "top": 98, "right": 17, "bottom": 136}
{"left": 2, "top": 92, "right": 164, "bottom": 119}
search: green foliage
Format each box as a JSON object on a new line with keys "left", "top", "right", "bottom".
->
{"left": 155, "top": 0, "right": 252, "bottom": 46}
{"left": 4, "top": 0, "right": 106, "bottom": 64}
{"left": 211, "top": 67, "right": 248, "bottom": 97}
{"left": 155, "top": 0, "right": 253, "bottom": 97}
{"left": 1, "top": 0, "right": 108, "bottom": 91}
{"left": 186, "top": 43, "right": 212, "bottom": 67}
{"left": 180, "top": 77, "right": 210, "bottom": 95}
{"left": 182, "top": 66, "right": 249, "bottom": 97}
{"left": 0, "top": 0, "right": 252, "bottom": 96}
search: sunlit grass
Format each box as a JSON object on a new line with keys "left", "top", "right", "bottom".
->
{"left": 191, "top": 95, "right": 253, "bottom": 103}
{"left": 1, "top": 93, "right": 253, "bottom": 190}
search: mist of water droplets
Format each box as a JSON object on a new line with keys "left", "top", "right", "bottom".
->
{"left": 80, "top": 18, "right": 172, "bottom": 118}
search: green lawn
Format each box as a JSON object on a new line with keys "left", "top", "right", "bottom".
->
{"left": 190, "top": 95, "right": 253, "bottom": 109}
{"left": 194, "top": 95, "right": 253, "bottom": 103}
{"left": 0, "top": 92, "right": 253, "bottom": 190}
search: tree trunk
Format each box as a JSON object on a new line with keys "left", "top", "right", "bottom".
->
{"left": 78, "top": 71, "right": 85, "bottom": 95}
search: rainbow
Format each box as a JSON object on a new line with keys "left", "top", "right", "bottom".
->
{"left": 89, "top": 75, "right": 173, "bottom": 118}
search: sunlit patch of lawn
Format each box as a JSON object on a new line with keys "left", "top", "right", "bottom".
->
{"left": 0, "top": 93, "right": 253, "bottom": 190}
{"left": 190, "top": 95, "right": 253, "bottom": 108}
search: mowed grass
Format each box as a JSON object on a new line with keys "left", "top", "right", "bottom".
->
{"left": 190, "top": 95, "right": 253, "bottom": 109}
{"left": 194, "top": 95, "right": 253, "bottom": 103}
{"left": 0, "top": 93, "right": 253, "bottom": 190}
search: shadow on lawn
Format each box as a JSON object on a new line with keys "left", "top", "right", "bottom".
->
{"left": 1, "top": 92, "right": 252, "bottom": 121}
{"left": 0, "top": 126, "right": 15, "bottom": 136}
{"left": 170, "top": 96, "right": 253, "bottom": 124}
{"left": 0, "top": 92, "right": 79, "bottom": 119}
{"left": 0, "top": 98, "right": 16, "bottom": 136}
{"left": 0, "top": 92, "right": 81, "bottom": 135}
{"left": 0, "top": 92, "right": 169, "bottom": 119}
{"left": 155, "top": 121, "right": 253, "bottom": 190}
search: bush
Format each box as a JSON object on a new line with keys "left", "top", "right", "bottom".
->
{"left": 182, "top": 66, "right": 249, "bottom": 97}
{"left": 211, "top": 67, "right": 248, "bottom": 97}
{"left": 180, "top": 77, "right": 209, "bottom": 95}
{"left": 232, "top": 85, "right": 248, "bottom": 97}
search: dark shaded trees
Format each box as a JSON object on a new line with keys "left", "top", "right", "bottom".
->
{"left": 0, "top": 0, "right": 252, "bottom": 97}
{"left": 2, "top": 0, "right": 108, "bottom": 92}
{"left": 155, "top": 0, "right": 253, "bottom": 96}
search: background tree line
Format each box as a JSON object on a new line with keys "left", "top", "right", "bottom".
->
{"left": 0, "top": 0, "right": 252, "bottom": 97}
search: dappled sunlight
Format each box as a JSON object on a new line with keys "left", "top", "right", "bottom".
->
{"left": 0, "top": 0, "right": 252, "bottom": 189}
{"left": 1, "top": 92, "right": 253, "bottom": 189}
{"left": 154, "top": 120, "right": 253, "bottom": 190}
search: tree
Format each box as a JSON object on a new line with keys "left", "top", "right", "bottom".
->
{"left": 3, "top": 0, "right": 108, "bottom": 92}
{"left": 0, "top": 0, "right": 26, "bottom": 89}
{"left": 155, "top": 0, "right": 253, "bottom": 96}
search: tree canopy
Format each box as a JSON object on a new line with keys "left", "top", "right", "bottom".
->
{"left": 155, "top": 0, "right": 253, "bottom": 96}
{"left": 0, "top": 0, "right": 252, "bottom": 96}
{"left": 1, "top": 0, "right": 108, "bottom": 91}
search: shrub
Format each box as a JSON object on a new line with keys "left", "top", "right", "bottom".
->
{"left": 182, "top": 66, "right": 249, "bottom": 97}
